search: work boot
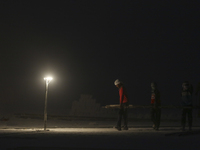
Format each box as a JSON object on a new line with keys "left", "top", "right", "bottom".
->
{"left": 155, "top": 127, "right": 159, "bottom": 131}
{"left": 114, "top": 126, "right": 121, "bottom": 131}
{"left": 123, "top": 126, "right": 128, "bottom": 130}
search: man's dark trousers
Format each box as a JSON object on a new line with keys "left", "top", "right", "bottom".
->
{"left": 117, "top": 103, "right": 128, "bottom": 127}
{"left": 151, "top": 107, "right": 161, "bottom": 129}
{"left": 181, "top": 107, "right": 193, "bottom": 129}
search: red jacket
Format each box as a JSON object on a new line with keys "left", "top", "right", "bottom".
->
{"left": 119, "top": 86, "right": 128, "bottom": 104}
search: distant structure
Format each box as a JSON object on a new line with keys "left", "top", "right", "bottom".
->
{"left": 70, "top": 95, "right": 116, "bottom": 117}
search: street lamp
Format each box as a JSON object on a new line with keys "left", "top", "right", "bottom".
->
{"left": 44, "top": 77, "right": 53, "bottom": 131}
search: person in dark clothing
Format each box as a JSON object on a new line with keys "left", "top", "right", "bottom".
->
{"left": 181, "top": 81, "right": 193, "bottom": 131}
{"left": 150, "top": 82, "right": 161, "bottom": 130}
{"left": 114, "top": 79, "right": 129, "bottom": 131}
{"left": 195, "top": 82, "right": 200, "bottom": 117}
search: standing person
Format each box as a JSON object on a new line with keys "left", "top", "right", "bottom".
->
{"left": 181, "top": 81, "right": 193, "bottom": 131}
{"left": 114, "top": 79, "right": 129, "bottom": 131}
{"left": 195, "top": 82, "right": 200, "bottom": 117}
{"left": 150, "top": 82, "right": 161, "bottom": 131}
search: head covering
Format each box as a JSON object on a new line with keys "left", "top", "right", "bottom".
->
{"left": 151, "top": 82, "right": 157, "bottom": 88}
{"left": 182, "top": 81, "right": 189, "bottom": 91}
{"left": 114, "top": 79, "right": 122, "bottom": 85}
{"left": 151, "top": 82, "right": 157, "bottom": 91}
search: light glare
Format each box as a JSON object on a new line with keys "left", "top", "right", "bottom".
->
{"left": 44, "top": 77, "right": 53, "bottom": 81}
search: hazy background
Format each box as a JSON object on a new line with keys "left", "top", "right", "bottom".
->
{"left": 0, "top": 1, "right": 199, "bottom": 115}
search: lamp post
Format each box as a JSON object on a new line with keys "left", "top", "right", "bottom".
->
{"left": 44, "top": 77, "right": 53, "bottom": 131}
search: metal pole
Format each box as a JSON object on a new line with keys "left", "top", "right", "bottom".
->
{"left": 44, "top": 81, "right": 48, "bottom": 131}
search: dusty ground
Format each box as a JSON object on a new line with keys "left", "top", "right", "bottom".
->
{"left": 0, "top": 115, "right": 200, "bottom": 150}
{"left": 1, "top": 127, "right": 200, "bottom": 150}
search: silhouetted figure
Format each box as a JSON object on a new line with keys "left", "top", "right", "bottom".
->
{"left": 150, "top": 82, "right": 161, "bottom": 130}
{"left": 181, "top": 81, "right": 193, "bottom": 131}
{"left": 195, "top": 82, "right": 200, "bottom": 117}
{"left": 114, "top": 79, "right": 129, "bottom": 131}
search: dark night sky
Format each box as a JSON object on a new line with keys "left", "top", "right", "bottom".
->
{"left": 0, "top": 1, "right": 200, "bottom": 114}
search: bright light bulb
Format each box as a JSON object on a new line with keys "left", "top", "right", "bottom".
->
{"left": 44, "top": 77, "right": 53, "bottom": 81}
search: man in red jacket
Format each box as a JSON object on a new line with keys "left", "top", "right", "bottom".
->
{"left": 151, "top": 82, "right": 161, "bottom": 130}
{"left": 114, "top": 79, "right": 129, "bottom": 131}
